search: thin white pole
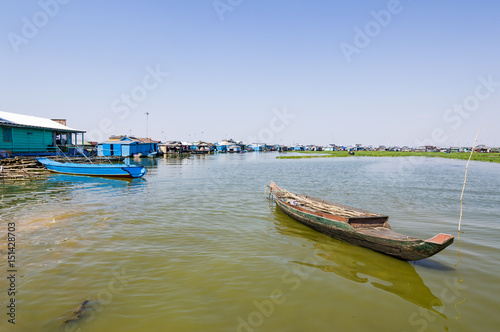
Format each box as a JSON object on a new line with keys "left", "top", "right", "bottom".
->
{"left": 458, "top": 128, "right": 482, "bottom": 233}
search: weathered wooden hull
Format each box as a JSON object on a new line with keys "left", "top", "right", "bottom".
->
{"left": 37, "top": 158, "right": 147, "bottom": 178}
{"left": 270, "top": 182, "right": 453, "bottom": 261}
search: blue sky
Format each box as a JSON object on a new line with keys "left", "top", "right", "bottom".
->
{"left": 1, "top": 0, "right": 499, "bottom": 146}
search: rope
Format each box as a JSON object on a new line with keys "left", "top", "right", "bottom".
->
{"left": 57, "top": 145, "right": 98, "bottom": 165}
{"left": 57, "top": 145, "right": 73, "bottom": 164}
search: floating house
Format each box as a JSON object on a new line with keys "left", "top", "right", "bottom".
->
{"left": 158, "top": 141, "right": 191, "bottom": 154}
{"left": 215, "top": 139, "right": 240, "bottom": 153}
{"left": 97, "top": 136, "right": 158, "bottom": 157}
{"left": 227, "top": 145, "right": 241, "bottom": 153}
{"left": 304, "top": 145, "right": 323, "bottom": 151}
{"left": 273, "top": 144, "right": 284, "bottom": 152}
{"left": 474, "top": 145, "right": 491, "bottom": 153}
{"left": 190, "top": 141, "right": 215, "bottom": 154}
{"left": 324, "top": 144, "right": 340, "bottom": 151}
{"left": 0, "top": 110, "right": 85, "bottom": 158}
{"left": 249, "top": 143, "right": 267, "bottom": 152}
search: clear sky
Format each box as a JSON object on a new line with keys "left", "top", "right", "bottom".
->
{"left": 1, "top": 0, "right": 499, "bottom": 147}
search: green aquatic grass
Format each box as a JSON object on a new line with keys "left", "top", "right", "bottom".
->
{"left": 277, "top": 150, "right": 500, "bottom": 163}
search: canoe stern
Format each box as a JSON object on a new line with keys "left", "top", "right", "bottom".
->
{"left": 426, "top": 233, "right": 454, "bottom": 245}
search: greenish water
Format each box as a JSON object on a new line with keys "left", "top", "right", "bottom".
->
{"left": 1, "top": 153, "right": 499, "bottom": 332}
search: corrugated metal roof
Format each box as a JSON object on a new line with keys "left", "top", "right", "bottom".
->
{"left": 98, "top": 141, "right": 138, "bottom": 145}
{"left": 0, "top": 110, "right": 85, "bottom": 132}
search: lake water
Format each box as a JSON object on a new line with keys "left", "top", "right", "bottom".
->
{"left": 1, "top": 153, "right": 499, "bottom": 332}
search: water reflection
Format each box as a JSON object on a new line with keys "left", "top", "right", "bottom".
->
{"left": 271, "top": 204, "right": 446, "bottom": 317}
{"left": 453, "top": 232, "right": 465, "bottom": 320}
{"left": 162, "top": 153, "right": 192, "bottom": 162}
{"left": 1, "top": 177, "right": 72, "bottom": 209}
{"left": 1, "top": 174, "right": 145, "bottom": 211}
{"left": 127, "top": 157, "right": 159, "bottom": 167}
{"left": 46, "top": 174, "right": 146, "bottom": 185}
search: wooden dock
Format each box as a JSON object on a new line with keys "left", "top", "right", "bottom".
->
{"left": 0, "top": 157, "right": 50, "bottom": 180}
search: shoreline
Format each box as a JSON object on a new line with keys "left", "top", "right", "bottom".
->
{"left": 276, "top": 151, "right": 500, "bottom": 163}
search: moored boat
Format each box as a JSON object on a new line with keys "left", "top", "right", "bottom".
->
{"left": 267, "top": 182, "right": 454, "bottom": 261}
{"left": 37, "top": 157, "right": 147, "bottom": 178}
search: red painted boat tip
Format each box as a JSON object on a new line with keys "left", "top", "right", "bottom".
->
{"left": 426, "top": 233, "right": 454, "bottom": 244}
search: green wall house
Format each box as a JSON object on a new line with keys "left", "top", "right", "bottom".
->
{"left": 0, "top": 110, "right": 86, "bottom": 158}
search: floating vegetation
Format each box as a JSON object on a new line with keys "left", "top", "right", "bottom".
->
{"left": 277, "top": 151, "right": 500, "bottom": 163}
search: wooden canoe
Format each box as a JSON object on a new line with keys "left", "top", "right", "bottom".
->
{"left": 268, "top": 182, "right": 454, "bottom": 261}
{"left": 37, "top": 157, "right": 147, "bottom": 178}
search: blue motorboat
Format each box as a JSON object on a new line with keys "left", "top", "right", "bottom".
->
{"left": 37, "top": 157, "right": 147, "bottom": 178}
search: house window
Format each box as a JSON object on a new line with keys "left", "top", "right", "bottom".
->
{"left": 2, "top": 127, "right": 12, "bottom": 142}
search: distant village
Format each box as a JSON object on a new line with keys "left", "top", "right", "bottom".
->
{"left": 1, "top": 110, "right": 498, "bottom": 159}
{"left": 98, "top": 138, "right": 499, "bottom": 157}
